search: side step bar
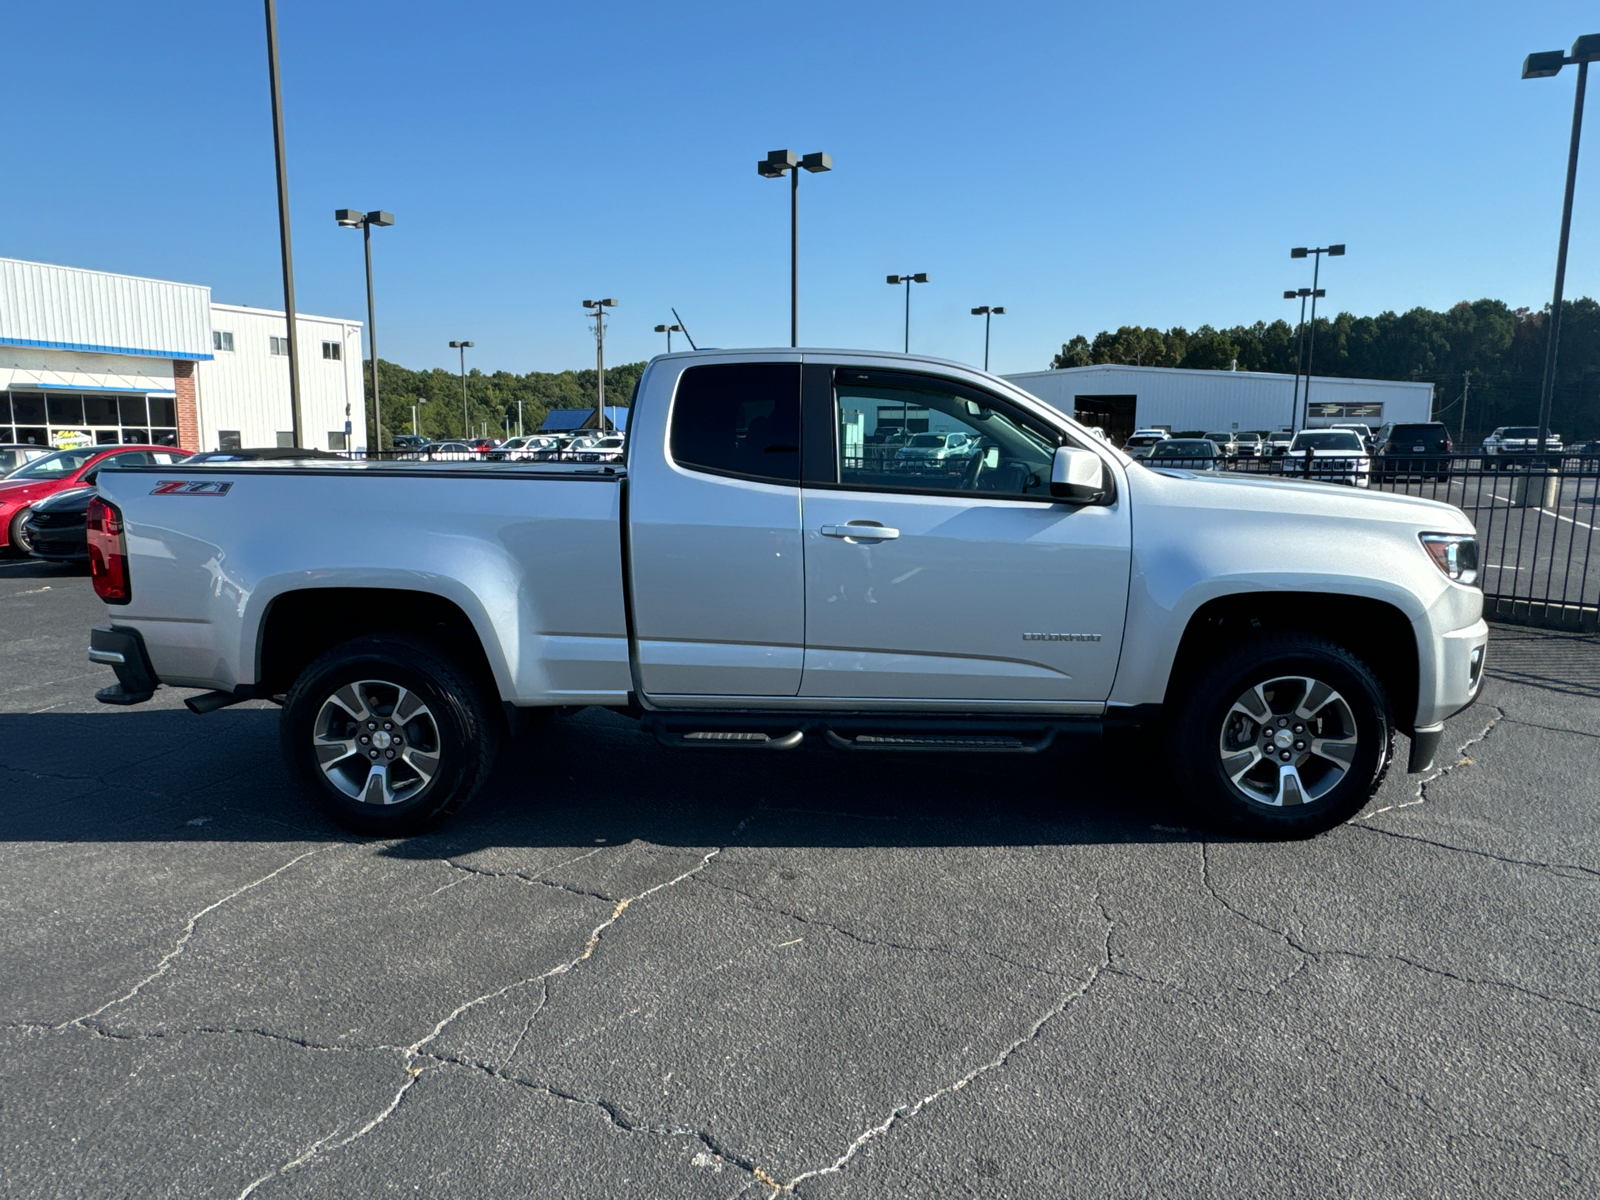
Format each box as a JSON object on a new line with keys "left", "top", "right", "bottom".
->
{"left": 641, "top": 712, "right": 1092, "bottom": 754}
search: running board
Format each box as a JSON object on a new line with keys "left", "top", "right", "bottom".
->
{"left": 822, "top": 730, "right": 1055, "bottom": 754}
{"left": 650, "top": 727, "right": 806, "bottom": 750}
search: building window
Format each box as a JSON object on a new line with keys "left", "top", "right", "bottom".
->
{"left": 213, "top": 331, "right": 234, "bottom": 352}
{"left": 322, "top": 341, "right": 341, "bottom": 361}
{"left": 328, "top": 431, "right": 348, "bottom": 451}
{"left": 2, "top": 389, "right": 179, "bottom": 451}
{"left": 277, "top": 431, "right": 295, "bottom": 448}
{"left": 270, "top": 336, "right": 289, "bottom": 356}
{"left": 219, "top": 431, "right": 242, "bottom": 450}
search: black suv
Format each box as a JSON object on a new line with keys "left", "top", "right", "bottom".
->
{"left": 1373, "top": 422, "right": 1453, "bottom": 481}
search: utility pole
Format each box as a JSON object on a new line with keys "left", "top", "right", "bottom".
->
{"left": 263, "top": 0, "right": 303, "bottom": 446}
{"left": 449, "top": 341, "right": 473, "bottom": 438}
{"left": 516, "top": 398, "right": 524, "bottom": 438}
{"left": 582, "top": 299, "right": 617, "bottom": 430}
{"left": 1460, "top": 370, "right": 1472, "bottom": 446}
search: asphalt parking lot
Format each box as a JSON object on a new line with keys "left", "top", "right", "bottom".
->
{"left": 4, "top": 556, "right": 1599, "bottom": 1198}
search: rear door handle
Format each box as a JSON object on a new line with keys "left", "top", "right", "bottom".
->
{"left": 821, "top": 523, "right": 900, "bottom": 540}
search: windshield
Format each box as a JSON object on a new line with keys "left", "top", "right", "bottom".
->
{"left": 1126, "top": 435, "right": 1164, "bottom": 446}
{"left": 1502, "top": 427, "right": 1541, "bottom": 439}
{"left": 5, "top": 448, "right": 101, "bottom": 480}
{"left": 907, "top": 434, "right": 945, "bottom": 447}
{"left": 1204, "top": 433, "right": 1232, "bottom": 442}
{"left": 1151, "top": 440, "right": 1214, "bottom": 457}
{"left": 1292, "top": 432, "right": 1363, "bottom": 451}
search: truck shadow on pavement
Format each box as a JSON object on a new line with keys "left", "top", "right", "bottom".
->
{"left": 1, "top": 705, "right": 1204, "bottom": 850}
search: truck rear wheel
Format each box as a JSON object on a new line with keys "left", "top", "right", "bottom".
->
{"left": 1173, "top": 632, "right": 1393, "bottom": 838}
{"left": 280, "top": 636, "right": 499, "bottom": 836}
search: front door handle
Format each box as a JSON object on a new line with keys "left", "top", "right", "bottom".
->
{"left": 821, "top": 523, "right": 900, "bottom": 540}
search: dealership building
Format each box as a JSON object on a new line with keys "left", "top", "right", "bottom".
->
{"left": 1006, "top": 364, "right": 1434, "bottom": 444}
{"left": 0, "top": 257, "right": 364, "bottom": 454}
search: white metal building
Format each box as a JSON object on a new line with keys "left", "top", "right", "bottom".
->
{"left": 1005, "top": 364, "right": 1434, "bottom": 444}
{"left": 0, "top": 256, "right": 364, "bottom": 454}
{"left": 200, "top": 304, "right": 364, "bottom": 452}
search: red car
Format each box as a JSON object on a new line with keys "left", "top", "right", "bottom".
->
{"left": 0, "top": 444, "right": 191, "bottom": 556}
{"left": 466, "top": 437, "right": 502, "bottom": 457}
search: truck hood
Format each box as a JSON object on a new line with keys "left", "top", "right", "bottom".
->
{"left": 1132, "top": 464, "right": 1472, "bottom": 532}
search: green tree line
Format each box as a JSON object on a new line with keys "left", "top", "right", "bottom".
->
{"left": 1052, "top": 298, "right": 1600, "bottom": 441}
{"left": 364, "top": 359, "right": 647, "bottom": 447}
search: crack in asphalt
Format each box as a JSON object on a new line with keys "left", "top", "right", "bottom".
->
{"left": 1306, "top": 1031, "right": 1578, "bottom": 1166}
{"left": 694, "top": 874, "right": 1081, "bottom": 982}
{"left": 1362, "top": 706, "right": 1505, "bottom": 819}
{"left": 59, "top": 849, "right": 323, "bottom": 1029}
{"left": 778, "top": 896, "right": 1116, "bottom": 1195}
{"left": 1199, "top": 842, "right": 1600, "bottom": 1018}
{"left": 232, "top": 846, "right": 726, "bottom": 1198}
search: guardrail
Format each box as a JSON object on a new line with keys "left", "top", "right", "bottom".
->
{"left": 1139, "top": 451, "right": 1600, "bottom": 632}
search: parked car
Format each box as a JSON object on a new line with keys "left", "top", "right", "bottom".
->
{"left": 1, "top": 444, "right": 51, "bottom": 477}
{"left": 505, "top": 436, "right": 564, "bottom": 462}
{"left": 0, "top": 445, "right": 189, "bottom": 556}
{"left": 85, "top": 348, "right": 1486, "bottom": 841}
{"left": 1265, "top": 428, "right": 1295, "bottom": 457}
{"left": 425, "top": 441, "right": 474, "bottom": 459}
{"left": 569, "top": 434, "right": 627, "bottom": 464}
{"left": 1203, "top": 432, "right": 1240, "bottom": 460}
{"left": 1284, "top": 430, "right": 1371, "bottom": 488}
{"left": 486, "top": 436, "right": 537, "bottom": 461}
{"left": 390, "top": 434, "right": 428, "bottom": 453}
{"left": 1232, "top": 433, "right": 1265, "bottom": 459}
{"left": 466, "top": 437, "right": 501, "bottom": 457}
{"left": 1373, "top": 422, "right": 1454, "bottom": 481}
{"left": 1330, "top": 423, "right": 1376, "bottom": 450}
{"left": 1482, "top": 425, "right": 1562, "bottom": 468}
{"left": 20, "top": 486, "right": 96, "bottom": 564}
{"left": 893, "top": 431, "right": 982, "bottom": 471}
{"left": 1146, "top": 438, "right": 1223, "bottom": 472}
{"left": 1122, "top": 430, "right": 1168, "bottom": 460}
{"left": 184, "top": 447, "right": 342, "bottom": 464}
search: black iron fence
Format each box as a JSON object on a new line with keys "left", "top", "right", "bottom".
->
{"left": 1138, "top": 450, "right": 1600, "bottom": 632}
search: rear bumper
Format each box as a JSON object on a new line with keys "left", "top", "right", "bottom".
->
{"left": 89, "top": 625, "right": 160, "bottom": 704}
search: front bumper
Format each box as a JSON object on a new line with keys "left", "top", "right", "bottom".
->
{"left": 1408, "top": 616, "right": 1489, "bottom": 771}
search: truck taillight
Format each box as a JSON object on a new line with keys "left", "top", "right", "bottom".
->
{"left": 87, "top": 497, "right": 131, "bottom": 604}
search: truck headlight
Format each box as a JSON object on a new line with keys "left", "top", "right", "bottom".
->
{"left": 1420, "top": 533, "right": 1478, "bottom": 586}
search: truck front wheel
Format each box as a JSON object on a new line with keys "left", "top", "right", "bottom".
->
{"left": 1173, "top": 632, "right": 1393, "bottom": 838}
{"left": 280, "top": 636, "right": 499, "bottom": 836}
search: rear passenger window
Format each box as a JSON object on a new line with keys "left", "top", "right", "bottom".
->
{"left": 670, "top": 363, "right": 800, "bottom": 484}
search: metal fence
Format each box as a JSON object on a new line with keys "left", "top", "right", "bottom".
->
{"left": 1140, "top": 451, "right": 1600, "bottom": 632}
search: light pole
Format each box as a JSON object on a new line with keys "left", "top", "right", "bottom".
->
{"left": 758, "top": 149, "right": 832, "bottom": 347}
{"left": 411, "top": 396, "right": 426, "bottom": 437}
{"left": 887, "top": 274, "right": 930, "bottom": 353}
{"left": 1522, "top": 34, "right": 1599, "bottom": 457}
{"left": 262, "top": 0, "right": 303, "bottom": 446}
{"left": 1282, "top": 287, "right": 1321, "bottom": 432}
{"left": 515, "top": 398, "right": 524, "bottom": 438}
{"left": 970, "top": 306, "right": 1005, "bottom": 372}
{"left": 335, "top": 209, "right": 394, "bottom": 452}
{"left": 1289, "top": 245, "right": 1344, "bottom": 430}
{"left": 449, "top": 341, "right": 473, "bottom": 438}
{"left": 582, "top": 299, "right": 617, "bottom": 431}
{"left": 654, "top": 323, "right": 683, "bottom": 352}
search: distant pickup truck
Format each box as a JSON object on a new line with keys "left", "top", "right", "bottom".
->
{"left": 83, "top": 349, "right": 1488, "bottom": 839}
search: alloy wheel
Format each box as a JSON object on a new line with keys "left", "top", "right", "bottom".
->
{"left": 1217, "top": 675, "right": 1359, "bottom": 808}
{"left": 312, "top": 679, "right": 441, "bottom": 805}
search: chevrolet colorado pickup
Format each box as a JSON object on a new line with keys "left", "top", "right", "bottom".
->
{"left": 83, "top": 349, "right": 1488, "bottom": 838}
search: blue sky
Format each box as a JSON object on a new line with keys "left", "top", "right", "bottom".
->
{"left": 3, "top": 1, "right": 1597, "bottom": 376}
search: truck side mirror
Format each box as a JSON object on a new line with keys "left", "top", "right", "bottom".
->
{"left": 1050, "top": 446, "right": 1105, "bottom": 502}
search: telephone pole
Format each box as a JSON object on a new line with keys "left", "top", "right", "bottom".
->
{"left": 582, "top": 299, "right": 617, "bottom": 431}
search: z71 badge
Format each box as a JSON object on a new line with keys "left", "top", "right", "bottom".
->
{"left": 150, "top": 480, "right": 234, "bottom": 496}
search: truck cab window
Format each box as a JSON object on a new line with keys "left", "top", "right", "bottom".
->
{"left": 670, "top": 363, "right": 800, "bottom": 484}
{"left": 834, "top": 371, "right": 1056, "bottom": 499}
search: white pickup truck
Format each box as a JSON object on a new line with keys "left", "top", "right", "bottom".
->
{"left": 83, "top": 349, "right": 1488, "bottom": 838}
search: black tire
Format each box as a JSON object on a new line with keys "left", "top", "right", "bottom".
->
{"left": 6, "top": 507, "right": 33, "bottom": 556}
{"left": 1171, "top": 632, "right": 1393, "bottom": 838}
{"left": 279, "top": 635, "right": 499, "bottom": 836}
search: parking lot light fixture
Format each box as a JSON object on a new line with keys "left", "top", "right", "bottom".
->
{"left": 970, "top": 306, "right": 1006, "bottom": 372}
{"left": 336, "top": 209, "right": 394, "bottom": 453}
{"left": 887, "top": 273, "right": 930, "bottom": 353}
{"left": 759, "top": 149, "right": 832, "bottom": 347}
{"left": 449, "top": 341, "right": 474, "bottom": 438}
{"left": 411, "top": 395, "right": 427, "bottom": 438}
{"left": 1290, "top": 245, "right": 1343, "bottom": 431}
{"left": 654, "top": 323, "right": 684, "bottom": 352}
{"left": 1522, "top": 34, "right": 1599, "bottom": 460}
